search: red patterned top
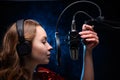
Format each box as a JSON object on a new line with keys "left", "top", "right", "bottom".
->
{"left": 33, "top": 67, "right": 64, "bottom": 80}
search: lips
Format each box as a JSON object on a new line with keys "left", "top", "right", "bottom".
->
{"left": 47, "top": 52, "right": 51, "bottom": 58}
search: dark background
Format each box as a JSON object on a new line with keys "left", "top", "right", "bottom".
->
{"left": 0, "top": 0, "right": 120, "bottom": 80}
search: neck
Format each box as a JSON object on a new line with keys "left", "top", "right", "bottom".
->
{"left": 24, "top": 55, "right": 38, "bottom": 80}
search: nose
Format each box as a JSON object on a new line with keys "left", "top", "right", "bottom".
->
{"left": 47, "top": 43, "right": 53, "bottom": 51}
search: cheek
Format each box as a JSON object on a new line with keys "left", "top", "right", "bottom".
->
{"left": 32, "top": 42, "right": 49, "bottom": 64}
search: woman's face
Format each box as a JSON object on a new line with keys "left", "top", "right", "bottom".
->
{"left": 32, "top": 26, "right": 53, "bottom": 64}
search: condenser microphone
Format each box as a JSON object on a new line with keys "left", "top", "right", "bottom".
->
{"left": 68, "top": 19, "right": 80, "bottom": 60}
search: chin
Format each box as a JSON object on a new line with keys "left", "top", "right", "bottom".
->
{"left": 40, "top": 59, "right": 50, "bottom": 64}
{"left": 45, "top": 60, "right": 50, "bottom": 64}
{"left": 44, "top": 61, "right": 49, "bottom": 64}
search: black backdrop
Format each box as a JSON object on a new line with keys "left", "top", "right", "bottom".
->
{"left": 0, "top": 0, "right": 120, "bottom": 80}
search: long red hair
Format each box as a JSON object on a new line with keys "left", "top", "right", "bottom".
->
{"left": 0, "top": 19, "right": 40, "bottom": 80}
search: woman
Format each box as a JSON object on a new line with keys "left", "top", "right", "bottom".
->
{"left": 0, "top": 19, "right": 99, "bottom": 80}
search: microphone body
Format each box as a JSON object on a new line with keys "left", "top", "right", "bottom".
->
{"left": 68, "top": 19, "right": 80, "bottom": 60}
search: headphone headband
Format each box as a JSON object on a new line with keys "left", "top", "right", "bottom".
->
{"left": 16, "top": 19, "right": 25, "bottom": 43}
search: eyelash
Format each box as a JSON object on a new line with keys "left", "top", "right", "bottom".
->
{"left": 42, "top": 41, "right": 47, "bottom": 44}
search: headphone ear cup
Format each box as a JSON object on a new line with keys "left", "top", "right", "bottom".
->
{"left": 16, "top": 41, "right": 31, "bottom": 56}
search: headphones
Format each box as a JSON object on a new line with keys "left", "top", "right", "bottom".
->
{"left": 16, "top": 19, "right": 31, "bottom": 56}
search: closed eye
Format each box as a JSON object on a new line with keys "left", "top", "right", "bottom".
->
{"left": 42, "top": 41, "right": 46, "bottom": 44}
{"left": 42, "top": 36, "right": 47, "bottom": 44}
